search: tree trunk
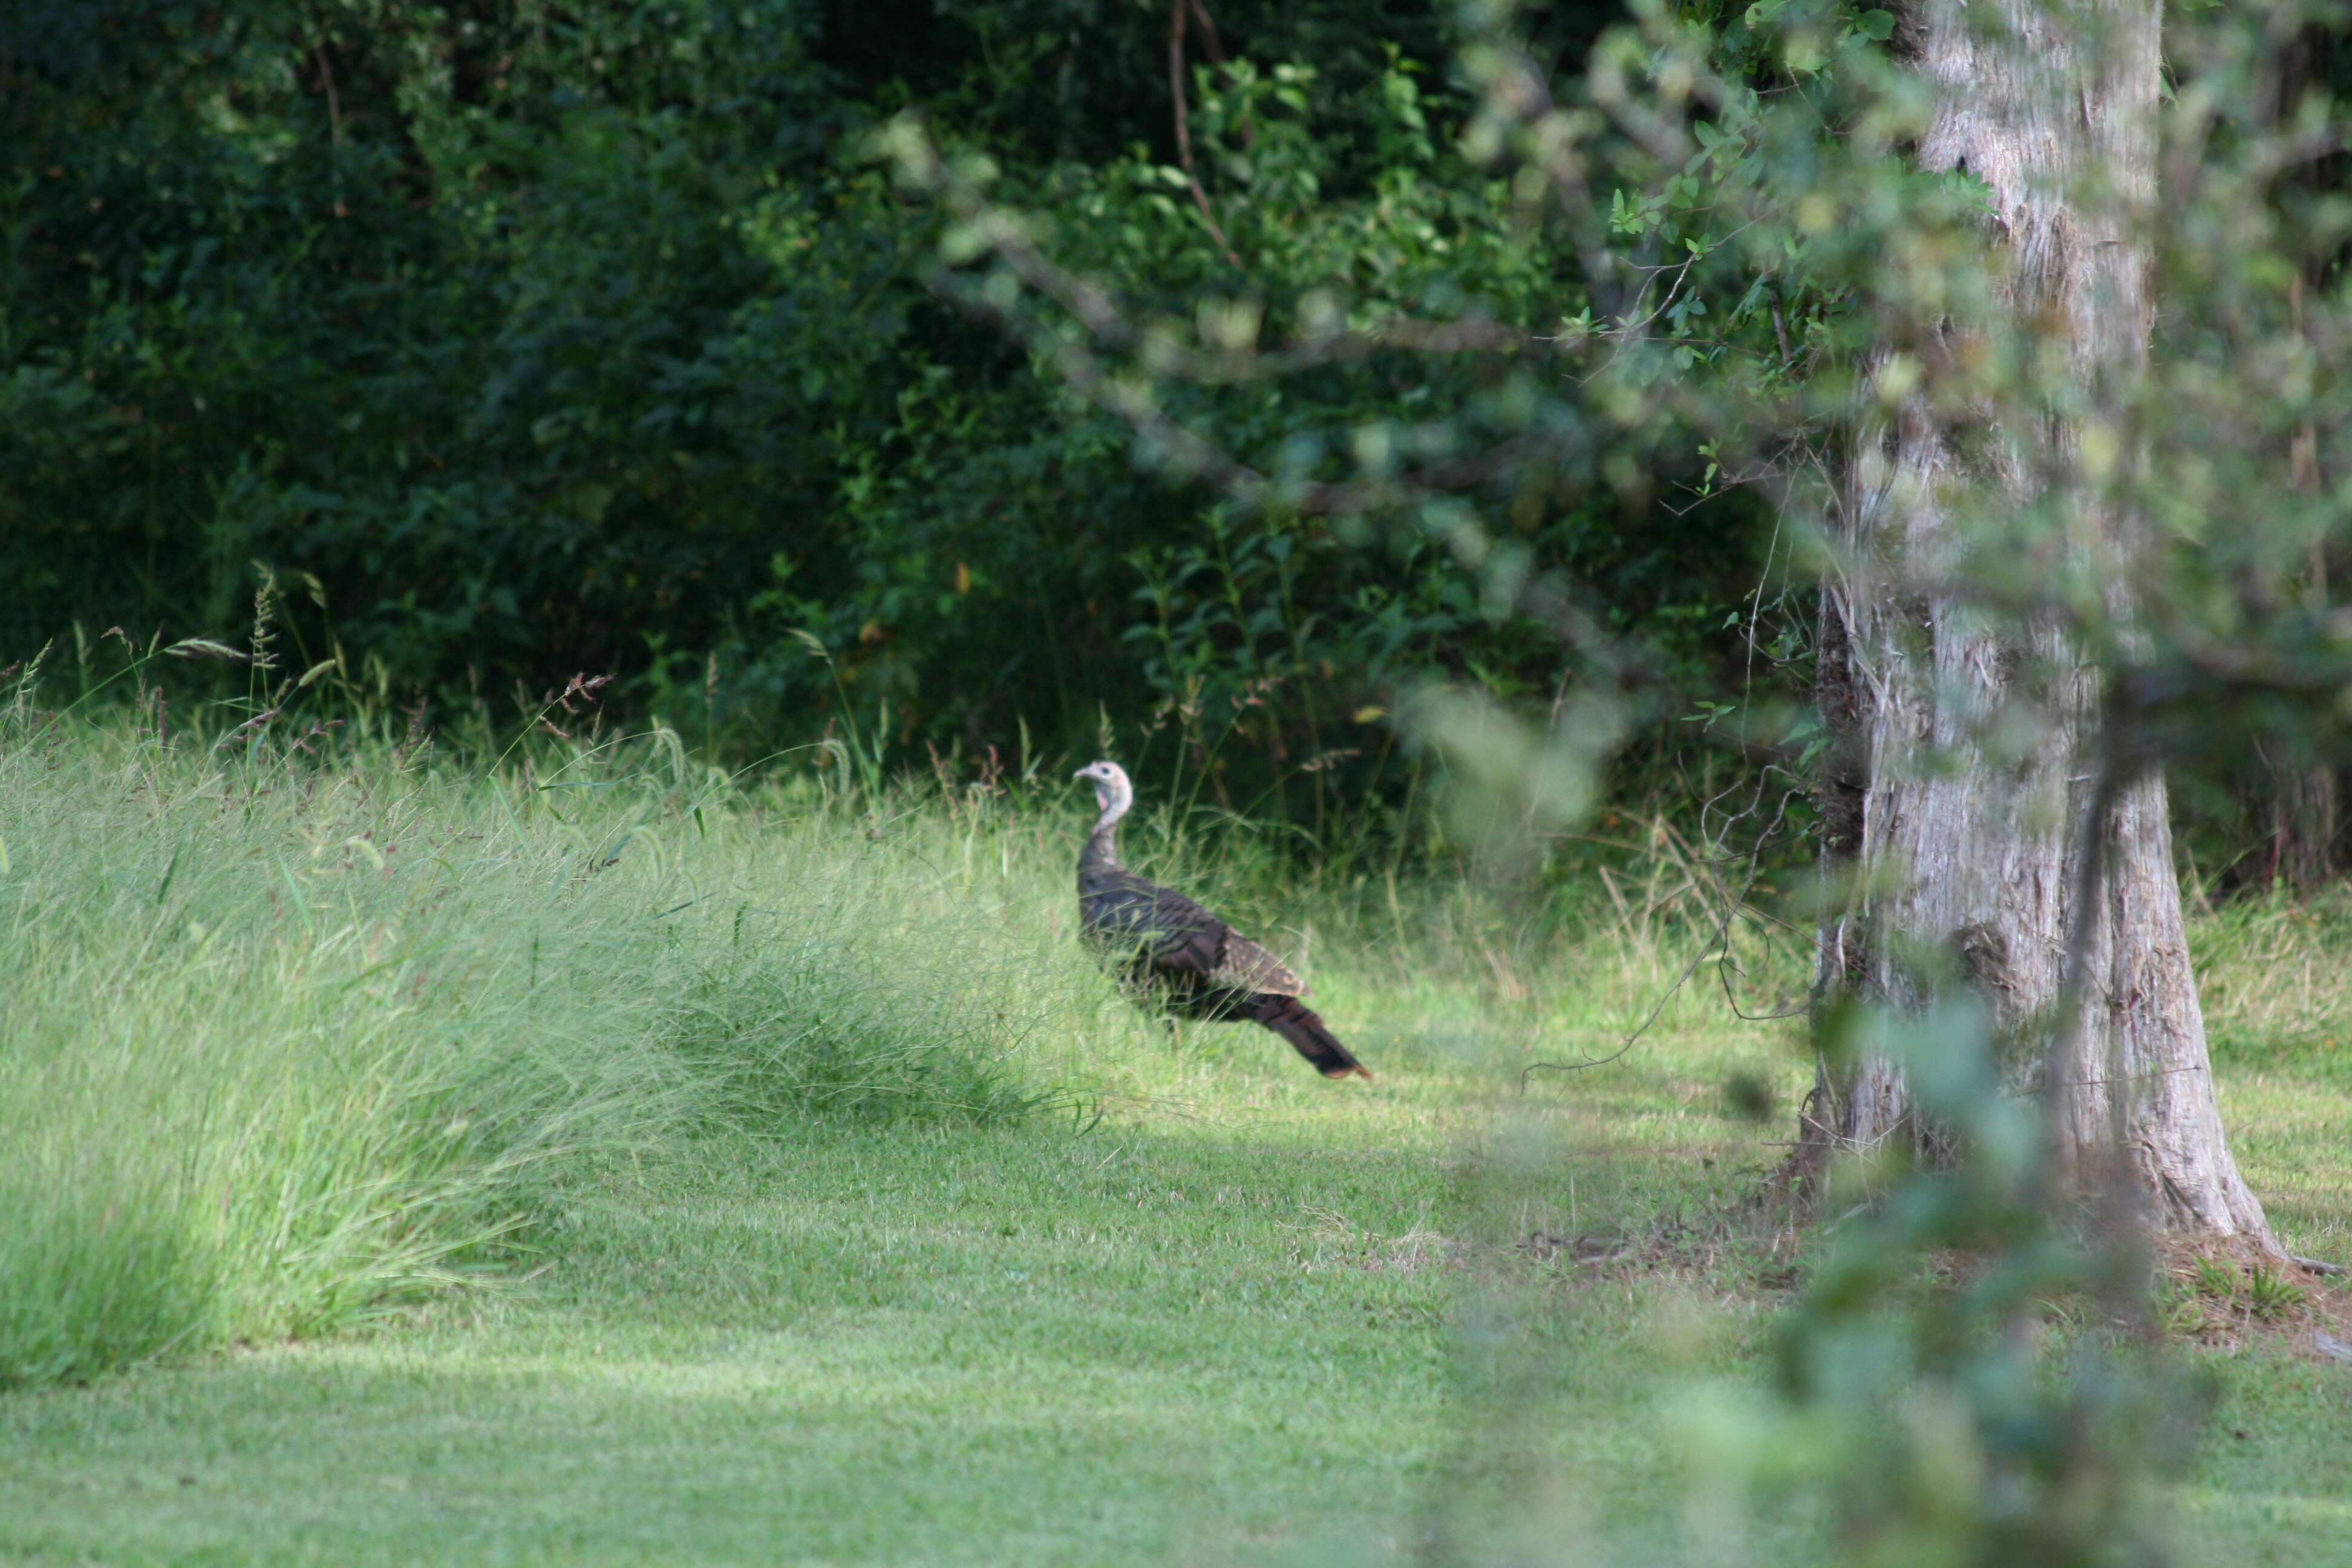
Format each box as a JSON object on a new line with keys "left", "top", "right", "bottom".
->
{"left": 1804, "top": 0, "right": 2276, "bottom": 1246}
{"left": 2260, "top": 229, "right": 2339, "bottom": 893}
{"left": 2260, "top": 15, "right": 2342, "bottom": 890}
{"left": 2264, "top": 751, "right": 2339, "bottom": 893}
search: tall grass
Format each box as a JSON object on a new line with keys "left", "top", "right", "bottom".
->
{"left": 7, "top": 678, "right": 2337, "bottom": 1414}
{"left": 0, "top": 710, "right": 1135, "bottom": 1387}
{"left": 0, "top": 670, "right": 1804, "bottom": 1390}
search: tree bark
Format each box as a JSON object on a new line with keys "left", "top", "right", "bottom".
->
{"left": 2258, "top": 19, "right": 2342, "bottom": 893}
{"left": 1805, "top": 0, "right": 2276, "bottom": 1246}
{"left": 2264, "top": 750, "right": 2339, "bottom": 893}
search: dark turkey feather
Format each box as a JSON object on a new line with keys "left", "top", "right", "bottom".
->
{"left": 1073, "top": 762, "right": 1371, "bottom": 1080}
{"left": 1245, "top": 994, "right": 1362, "bottom": 1079}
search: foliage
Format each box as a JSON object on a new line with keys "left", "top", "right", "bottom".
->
{"left": 0, "top": 0, "right": 1774, "bottom": 846}
{"left": 1763, "top": 1002, "right": 2185, "bottom": 1567}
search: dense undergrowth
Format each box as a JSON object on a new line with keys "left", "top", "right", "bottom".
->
{"left": 1, "top": 0, "right": 1769, "bottom": 825}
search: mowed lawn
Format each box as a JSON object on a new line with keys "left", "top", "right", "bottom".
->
{"left": 2, "top": 743, "right": 2348, "bottom": 1565}
{"left": 0, "top": 881, "right": 1821, "bottom": 1568}
{"left": 8, "top": 1004, "right": 2347, "bottom": 1566}
{"left": 0, "top": 1120, "right": 1454, "bottom": 1566}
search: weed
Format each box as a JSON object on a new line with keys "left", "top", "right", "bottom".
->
{"left": 2192, "top": 1256, "right": 2242, "bottom": 1302}
{"left": 2156, "top": 1282, "right": 2210, "bottom": 1338}
{"left": 2244, "top": 1262, "right": 2313, "bottom": 1324}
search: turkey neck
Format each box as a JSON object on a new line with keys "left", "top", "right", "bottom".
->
{"left": 1080, "top": 797, "right": 1128, "bottom": 875}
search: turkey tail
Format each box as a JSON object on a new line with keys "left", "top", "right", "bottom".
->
{"left": 1251, "top": 995, "right": 1372, "bottom": 1079}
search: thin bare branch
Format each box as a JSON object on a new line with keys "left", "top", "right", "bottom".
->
{"left": 1169, "top": 0, "right": 1243, "bottom": 269}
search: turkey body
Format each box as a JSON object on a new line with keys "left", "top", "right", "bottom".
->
{"left": 1073, "top": 761, "right": 1370, "bottom": 1080}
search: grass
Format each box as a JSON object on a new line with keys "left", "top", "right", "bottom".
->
{"left": 1, "top": 716, "right": 2348, "bottom": 1564}
{"left": 0, "top": 710, "right": 1115, "bottom": 1387}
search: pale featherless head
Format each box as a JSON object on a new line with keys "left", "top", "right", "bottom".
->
{"left": 1073, "top": 760, "right": 1132, "bottom": 826}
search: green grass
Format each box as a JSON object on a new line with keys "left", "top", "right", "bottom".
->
{"left": 1, "top": 720, "right": 2347, "bottom": 1564}
{"left": 0, "top": 713, "right": 1118, "bottom": 1387}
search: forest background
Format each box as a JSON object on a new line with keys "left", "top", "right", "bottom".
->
{"left": 13, "top": 0, "right": 2348, "bottom": 879}
{"left": 5, "top": 0, "right": 1827, "bottom": 862}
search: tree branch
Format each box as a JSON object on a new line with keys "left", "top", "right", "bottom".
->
{"left": 1169, "top": 0, "right": 1243, "bottom": 269}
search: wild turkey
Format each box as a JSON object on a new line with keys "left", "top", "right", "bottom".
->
{"left": 1073, "top": 760, "right": 1371, "bottom": 1079}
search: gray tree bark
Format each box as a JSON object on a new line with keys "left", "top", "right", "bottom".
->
{"left": 1806, "top": 0, "right": 2276, "bottom": 1246}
